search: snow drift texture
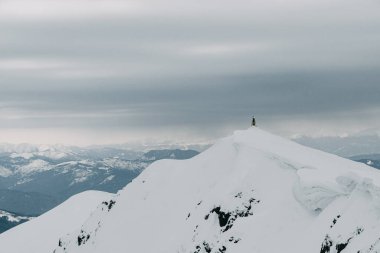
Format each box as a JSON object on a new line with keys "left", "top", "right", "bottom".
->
{"left": 5, "top": 128, "right": 380, "bottom": 253}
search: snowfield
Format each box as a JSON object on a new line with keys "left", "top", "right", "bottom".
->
{"left": 0, "top": 191, "right": 111, "bottom": 253}
{"left": 3, "top": 127, "right": 380, "bottom": 253}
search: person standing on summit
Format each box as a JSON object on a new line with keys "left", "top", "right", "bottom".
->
{"left": 252, "top": 117, "right": 256, "bottom": 126}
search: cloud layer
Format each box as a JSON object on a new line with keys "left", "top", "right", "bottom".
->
{"left": 0, "top": 0, "right": 379, "bottom": 144}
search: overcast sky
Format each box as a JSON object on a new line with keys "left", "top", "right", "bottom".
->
{"left": 0, "top": 0, "right": 380, "bottom": 145}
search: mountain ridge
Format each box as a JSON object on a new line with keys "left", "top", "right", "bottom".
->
{"left": 3, "top": 128, "right": 380, "bottom": 252}
{"left": 53, "top": 128, "right": 380, "bottom": 253}
{"left": 0, "top": 148, "right": 199, "bottom": 217}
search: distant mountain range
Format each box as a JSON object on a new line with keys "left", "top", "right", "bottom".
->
{"left": 350, "top": 154, "right": 380, "bottom": 170}
{"left": 0, "top": 145, "right": 200, "bottom": 233}
{"left": 0, "top": 209, "right": 32, "bottom": 234}
{"left": 293, "top": 134, "right": 380, "bottom": 157}
{"left": 291, "top": 134, "right": 380, "bottom": 171}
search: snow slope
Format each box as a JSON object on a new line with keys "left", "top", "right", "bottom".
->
{"left": 50, "top": 127, "right": 380, "bottom": 253}
{"left": 5, "top": 127, "right": 380, "bottom": 253}
{"left": 0, "top": 191, "right": 111, "bottom": 253}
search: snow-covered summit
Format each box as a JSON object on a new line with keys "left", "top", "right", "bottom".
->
{"left": 4, "top": 127, "right": 380, "bottom": 253}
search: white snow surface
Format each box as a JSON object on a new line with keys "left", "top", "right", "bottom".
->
{"left": 10, "top": 152, "right": 34, "bottom": 159}
{"left": 16, "top": 159, "right": 52, "bottom": 175}
{"left": 4, "top": 128, "right": 380, "bottom": 253}
{"left": 0, "top": 191, "right": 111, "bottom": 253}
{"left": 99, "top": 175, "right": 115, "bottom": 184}
{"left": 0, "top": 166, "right": 12, "bottom": 177}
{"left": 0, "top": 143, "right": 71, "bottom": 159}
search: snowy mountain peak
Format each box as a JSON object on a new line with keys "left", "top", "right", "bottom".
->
{"left": 4, "top": 128, "right": 380, "bottom": 253}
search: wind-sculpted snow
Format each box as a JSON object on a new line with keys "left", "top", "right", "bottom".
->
{"left": 4, "top": 128, "right": 380, "bottom": 253}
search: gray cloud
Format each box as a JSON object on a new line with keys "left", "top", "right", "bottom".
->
{"left": 0, "top": 0, "right": 380, "bottom": 144}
